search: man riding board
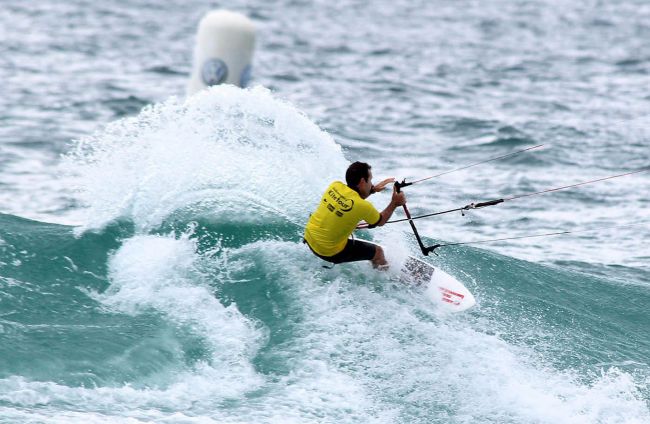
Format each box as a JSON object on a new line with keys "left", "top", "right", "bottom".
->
{"left": 303, "top": 162, "right": 407, "bottom": 269}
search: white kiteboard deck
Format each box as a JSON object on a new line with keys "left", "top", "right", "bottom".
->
{"left": 366, "top": 241, "right": 476, "bottom": 312}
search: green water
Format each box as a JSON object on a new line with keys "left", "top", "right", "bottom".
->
{"left": 1, "top": 212, "right": 648, "bottom": 423}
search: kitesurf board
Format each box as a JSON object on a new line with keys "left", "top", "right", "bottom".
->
{"left": 367, "top": 241, "right": 476, "bottom": 312}
{"left": 402, "top": 253, "right": 476, "bottom": 312}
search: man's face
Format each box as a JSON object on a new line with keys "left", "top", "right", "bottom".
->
{"left": 359, "top": 170, "right": 373, "bottom": 199}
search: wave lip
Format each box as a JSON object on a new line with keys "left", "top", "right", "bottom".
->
{"left": 64, "top": 85, "right": 347, "bottom": 234}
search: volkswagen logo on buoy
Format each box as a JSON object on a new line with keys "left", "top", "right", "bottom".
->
{"left": 240, "top": 64, "right": 252, "bottom": 87}
{"left": 201, "top": 58, "right": 228, "bottom": 86}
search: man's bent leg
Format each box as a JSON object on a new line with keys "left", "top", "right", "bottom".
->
{"left": 306, "top": 239, "right": 382, "bottom": 267}
{"left": 322, "top": 239, "right": 377, "bottom": 264}
{"left": 371, "top": 245, "right": 389, "bottom": 270}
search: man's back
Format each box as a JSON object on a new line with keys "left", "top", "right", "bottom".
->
{"left": 304, "top": 181, "right": 380, "bottom": 257}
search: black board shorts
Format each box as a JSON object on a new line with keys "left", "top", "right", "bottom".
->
{"left": 305, "top": 238, "right": 377, "bottom": 264}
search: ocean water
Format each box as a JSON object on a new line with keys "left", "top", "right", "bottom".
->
{"left": 1, "top": 1, "right": 649, "bottom": 423}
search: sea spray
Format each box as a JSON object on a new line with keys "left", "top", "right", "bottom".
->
{"left": 63, "top": 85, "right": 348, "bottom": 234}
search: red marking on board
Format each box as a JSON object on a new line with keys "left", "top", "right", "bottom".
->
{"left": 439, "top": 287, "right": 465, "bottom": 306}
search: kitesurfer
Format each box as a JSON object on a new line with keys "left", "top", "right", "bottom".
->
{"left": 304, "top": 162, "right": 406, "bottom": 269}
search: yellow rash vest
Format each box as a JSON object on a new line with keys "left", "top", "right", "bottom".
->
{"left": 304, "top": 181, "right": 381, "bottom": 256}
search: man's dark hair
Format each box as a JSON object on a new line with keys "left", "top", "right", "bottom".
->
{"left": 346, "top": 162, "right": 371, "bottom": 190}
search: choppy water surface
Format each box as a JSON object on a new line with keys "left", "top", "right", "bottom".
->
{"left": 1, "top": 1, "right": 649, "bottom": 422}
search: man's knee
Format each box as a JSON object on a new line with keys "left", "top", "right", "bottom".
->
{"left": 372, "top": 246, "right": 386, "bottom": 263}
{"left": 372, "top": 246, "right": 389, "bottom": 270}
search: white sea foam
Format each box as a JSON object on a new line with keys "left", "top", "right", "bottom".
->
{"left": 64, "top": 85, "right": 347, "bottom": 233}
{"left": 0, "top": 239, "right": 648, "bottom": 423}
{"left": 100, "top": 234, "right": 265, "bottom": 398}
{"left": 229, "top": 241, "right": 650, "bottom": 424}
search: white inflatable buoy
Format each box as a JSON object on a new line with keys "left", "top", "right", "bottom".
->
{"left": 187, "top": 10, "right": 256, "bottom": 96}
